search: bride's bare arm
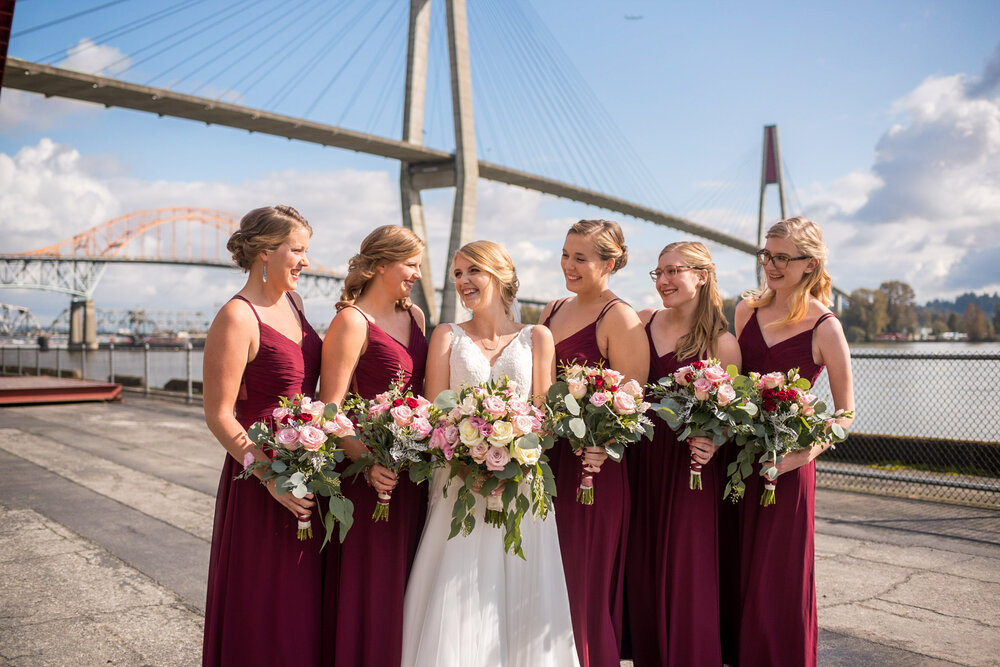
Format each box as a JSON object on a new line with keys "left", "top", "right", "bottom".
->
{"left": 530, "top": 325, "right": 556, "bottom": 406}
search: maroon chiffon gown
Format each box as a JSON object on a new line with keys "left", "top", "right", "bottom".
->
{"left": 321, "top": 306, "right": 428, "bottom": 667}
{"left": 626, "top": 312, "right": 724, "bottom": 667}
{"left": 732, "top": 309, "right": 835, "bottom": 667}
{"left": 543, "top": 298, "right": 630, "bottom": 667}
{"left": 203, "top": 294, "right": 324, "bottom": 667}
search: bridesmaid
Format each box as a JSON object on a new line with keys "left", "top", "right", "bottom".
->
{"left": 319, "top": 225, "right": 429, "bottom": 667}
{"left": 732, "top": 217, "right": 854, "bottom": 666}
{"left": 202, "top": 205, "right": 323, "bottom": 667}
{"left": 540, "top": 219, "right": 649, "bottom": 667}
{"left": 627, "top": 242, "right": 740, "bottom": 666}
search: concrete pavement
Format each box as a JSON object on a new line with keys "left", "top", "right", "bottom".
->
{"left": 0, "top": 396, "right": 997, "bottom": 666}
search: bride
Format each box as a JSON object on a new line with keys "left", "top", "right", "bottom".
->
{"left": 401, "top": 241, "right": 579, "bottom": 667}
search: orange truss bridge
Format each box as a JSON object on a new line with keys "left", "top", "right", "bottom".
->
{"left": 0, "top": 207, "right": 344, "bottom": 299}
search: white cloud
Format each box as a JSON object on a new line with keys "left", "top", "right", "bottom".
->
{"left": 61, "top": 38, "right": 131, "bottom": 77}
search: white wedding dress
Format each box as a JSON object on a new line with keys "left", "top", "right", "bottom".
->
{"left": 401, "top": 324, "right": 579, "bottom": 667}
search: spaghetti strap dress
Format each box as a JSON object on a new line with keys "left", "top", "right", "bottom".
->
{"left": 543, "top": 297, "right": 630, "bottom": 667}
{"left": 733, "top": 309, "right": 835, "bottom": 667}
{"left": 321, "top": 306, "right": 429, "bottom": 667}
{"left": 625, "top": 311, "right": 724, "bottom": 666}
{"left": 202, "top": 294, "right": 324, "bottom": 667}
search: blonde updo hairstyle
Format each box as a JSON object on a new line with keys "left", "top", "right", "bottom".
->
{"left": 659, "top": 241, "right": 728, "bottom": 361}
{"left": 567, "top": 219, "right": 628, "bottom": 273}
{"left": 744, "top": 216, "right": 832, "bottom": 326}
{"left": 454, "top": 240, "right": 520, "bottom": 318}
{"left": 337, "top": 225, "right": 424, "bottom": 311}
{"left": 226, "top": 205, "right": 311, "bottom": 271}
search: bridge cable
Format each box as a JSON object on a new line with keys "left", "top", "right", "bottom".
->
{"left": 188, "top": 0, "right": 326, "bottom": 98}
{"left": 34, "top": 0, "right": 209, "bottom": 65}
{"left": 13, "top": 0, "right": 134, "bottom": 38}
{"left": 225, "top": 0, "right": 340, "bottom": 101}
{"left": 361, "top": 9, "right": 409, "bottom": 137}
{"left": 96, "top": 0, "right": 259, "bottom": 76}
{"left": 305, "top": 1, "right": 399, "bottom": 120}
{"left": 145, "top": 1, "right": 288, "bottom": 88}
{"left": 262, "top": 1, "right": 372, "bottom": 111}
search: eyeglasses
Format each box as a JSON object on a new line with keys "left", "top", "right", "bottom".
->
{"left": 649, "top": 265, "right": 702, "bottom": 281}
{"left": 756, "top": 249, "right": 811, "bottom": 269}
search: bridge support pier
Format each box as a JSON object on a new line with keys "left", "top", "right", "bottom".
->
{"left": 400, "top": 0, "right": 478, "bottom": 327}
{"left": 69, "top": 299, "right": 97, "bottom": 351}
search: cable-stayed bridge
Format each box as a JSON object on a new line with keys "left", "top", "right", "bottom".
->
{"left": 3, "top": 0, "right": 797, "bottom": 339}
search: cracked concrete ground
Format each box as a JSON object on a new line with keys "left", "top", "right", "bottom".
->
{"left": 0, "top": 396, "right": 997, "bottom": 666}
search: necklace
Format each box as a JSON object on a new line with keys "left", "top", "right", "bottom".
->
{"left": 481, "top": 335, "right": 501, "bottom": 351}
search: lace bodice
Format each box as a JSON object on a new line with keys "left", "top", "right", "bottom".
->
{"left": 448, "top": 324, "right": 534, "bottom": 399}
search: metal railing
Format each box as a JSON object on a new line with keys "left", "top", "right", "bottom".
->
{"left": 3, "top": 344, "right": 999, "bottom": 505}
{"left": 0, "top": 343, "right": 201, "bottom": 404}
{"left": 812, "top": 350, "right": 1000, "bottom": 508}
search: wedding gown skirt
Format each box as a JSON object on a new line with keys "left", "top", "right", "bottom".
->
{"left": 401, "top": 325, "right": 579, "bottom": 667}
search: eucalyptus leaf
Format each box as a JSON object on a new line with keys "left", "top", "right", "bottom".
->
{"left": 565, "top": 393, "right": 581, "bottom": 416}
{"left": 569, "top": 417, "right": 586, "bottom": 439}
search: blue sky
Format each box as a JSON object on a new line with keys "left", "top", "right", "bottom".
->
{"left": 2, "top": 0, "right": 999, "bottom": 324}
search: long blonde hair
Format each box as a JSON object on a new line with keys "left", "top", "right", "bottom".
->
{"left": 660, "top": 242, "right": 728, "bottom": 360}
{"left": 567, "top": 219, "right": 629, "bottom": 273}
{"left": 743, "top": 216, "right": 832, "bottom": 326}
{"left": 337, "top": 225, "right": 424, "bottom": 311}
{"left": 454, "top": 240, "right": 520, "bottom": 318}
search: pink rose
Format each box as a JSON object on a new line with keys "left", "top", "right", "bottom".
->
{"left": 567, "top": 378, "right": 588, "bottom": 401}
{"left": 507, "top": 396, "right": 531, "bottom": 416}
{"left": 411, "top": 416, "right": 433, "bottom": 439}
{"left": 482, "top": 395, "right": 507, "bottom": 418}
{"left": 298, "top": 424, "right": 326, "bottom": 451}
{"left": 621, "top": 379, "right": 643, "bottom": 397}
{"left": 470, "top": 441, "right": 490, "bottom": 464}
{"left": 444, "top": 425, "right": 460, "bottom": 444}
{"left": 589, "top": 392, "right": 610, "bottom": 407}
{"left": 485, "top": 445, "right": 512, "bottom": 471}
{"left": 441, "top": 440, "right": 456, "bottom": 460}
{"left": 374, "top": 391, "right": 391, "bottom": 405}
{"left": 512, "top": 414, "right": 536, "bottom": 436}
{"left": 302, "top": 399, "right": 325, "bottom": 418}
{"left": 693, "top": 377, "right": 713, "bottom": 402}
{"left": 276, "top": 427, "right": 300, "bottom": 450}
{"left": 603, "top": 369, "right": 624, "bottom": 387}
{"left": 612, "top": 391, "right": 637, "bottom": 414}
{"left": 479, "top": 421, "right": 494, "bottom": 437}
{"left": 429, "top": 427, "right": 448, "bottom": 450}
{"left": 390, "top": 404, "right": 413, "bottom": 427}
{"left": 272, "top": 406, "right": 291, "bottom": 421}
{"left": 703, "top": 365, "right": 730, "bottom": 384}
{"left": 759, "top": 372, "right": 785, "bottom": 390}
{"left": 323, "top": 413, "right": 356, "bottom": 438}
{"left": 801, "top": 394, "right": 817, "bottom": 416}
{"left": 369, "top": 401, "right": 391, "bottom": 415}
{"left": 673, "top": 367, "right": 693, "bottom": 386}
{"left": 716, "top": 383, "right": 736, "bottom": 406}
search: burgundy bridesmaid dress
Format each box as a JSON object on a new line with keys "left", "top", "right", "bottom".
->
{"left": 626, "top": 312, "right": 724, "bottom": 666}
{"left": 203, "top": 294, "right": 324, "bottom": 667}
{"left": 543, "top": 298, "right": 630, "bottom": 667}
{"left": 321, "top": 307, "right": 429, "bottom": 667}
{"left": 733, "top": 309, "right": 836, "bottom": 667}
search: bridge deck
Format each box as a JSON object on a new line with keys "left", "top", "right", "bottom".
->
{"left": 0, "top": 376, "right": 122, "bottom": 405}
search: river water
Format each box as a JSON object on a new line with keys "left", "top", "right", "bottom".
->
{"left": 3, "top": 341, "right": 998, "bottom": 442}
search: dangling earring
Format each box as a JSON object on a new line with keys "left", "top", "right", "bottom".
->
{"left": 262, "top": 264, "right": 268, "bottom": 284}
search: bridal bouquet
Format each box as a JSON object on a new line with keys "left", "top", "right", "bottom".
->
{"left": 237, "top": 394, "right": 356, "bottom": 546}
{"left": 726, "top": 369, "right": 853, "bottom": 506}
{"left": 545, "top": 364, "right": 654, "bottom": 504}
{"left": 430, "top": 376, "right": 555, "bottom": 559}
{"left": 649, "top": 359, "right": 758, "bottom": 490}
{"left": 342, "top": 373, "right": 437, "bottom": 522}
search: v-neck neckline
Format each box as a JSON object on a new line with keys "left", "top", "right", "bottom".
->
{"left": 455, "top": 324, "right": 528, "bottom": 368}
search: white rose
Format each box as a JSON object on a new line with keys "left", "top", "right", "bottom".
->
{"left": 458, "top": 418, "right": 483, "bottom": 446}
{"left": 512, "top": 442, "right": 541, "bottom": 466}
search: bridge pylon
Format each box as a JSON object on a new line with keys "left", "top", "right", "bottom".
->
{"left": 756, "top": 124, "right": 788, "bottom": 285}
{"left": 400, "top": 0, "right": 478, "bottom": 326}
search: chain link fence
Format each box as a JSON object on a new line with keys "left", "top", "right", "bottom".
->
{"left": 813, "top": 351, "right": 1000, "bottom": 508}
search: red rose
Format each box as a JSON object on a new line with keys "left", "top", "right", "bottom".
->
{"left": 763, "top": 399, "right": 778, "bottom": 412}
{"left": 299, "top": 413, "right": 313, "bottom": 422}
{"left": 608, "top": 385, "right": 619, "bottom": 393}
{"left": 691, "top": 360, "right": 706, "bottom": 370}
{"left": 281, "top": 414, "right": 293, "bottom": 424}
{"left": 685, "top": 371, "right": 696, "bottom": 384}
{"left": 393, "top": 398, "right": 404, "bottom": 407}
{"left": 594, "top": 377, "right": 604, "bottom": 386}
{"left": 406, "top": 396, "right": 419, "bottom": 409}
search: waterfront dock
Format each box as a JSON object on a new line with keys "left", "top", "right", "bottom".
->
{"left": 0, "top": 396, "right": 998, "bottom": 666}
